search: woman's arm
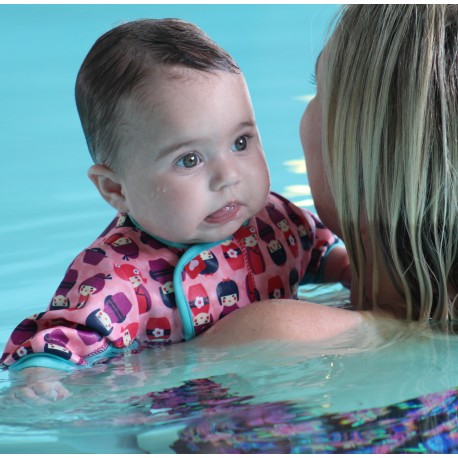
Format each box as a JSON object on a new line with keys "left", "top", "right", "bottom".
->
{"left": 195, "top": 299, "right": 365, "bottom": 347}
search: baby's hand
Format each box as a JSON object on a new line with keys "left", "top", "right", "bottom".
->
{"left": 6, "top": 367, "right": 72, "bottom": 405}
{"left": 323, "top": 245, "right": 352, "bottom": 288}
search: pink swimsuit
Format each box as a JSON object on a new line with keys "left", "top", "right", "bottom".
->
{"left": 1, "top": 193, "right": 337, "bottom": 370}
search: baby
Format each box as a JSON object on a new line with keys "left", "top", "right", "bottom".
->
{"left": 1, "top": 19, "right": 350, "bottom": 372}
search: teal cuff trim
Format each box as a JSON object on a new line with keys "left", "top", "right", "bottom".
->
{"left": 173, "top": 239, "right": 229, "bottom": 341}
{"left": 301, "top": 238, "right": 343, "bottom": 284}
{"left": 8, "top": 354, "right": 78, "bottom": 372}
{"left": 8, "top": 342, "right": 138, "bottom": 372}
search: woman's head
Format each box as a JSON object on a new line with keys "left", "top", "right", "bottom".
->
{"left": 304, "top": 5, "right": 458, "bottom": 320}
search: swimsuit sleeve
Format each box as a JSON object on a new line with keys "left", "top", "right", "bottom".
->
{"left": 301, "top": 211, "right": 342, "bottom": 284}
{"left": 0, "top": 247, "right": 141, "bottom": 370}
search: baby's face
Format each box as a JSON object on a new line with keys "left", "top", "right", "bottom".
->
{"left": 117, "top": 68, "right": 270, "bottom": 244}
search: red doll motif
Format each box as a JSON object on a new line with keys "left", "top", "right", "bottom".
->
{"left": 267, "top": 275, "right": 285, "bottom": 300}
{"left": 188, "top": 284, "right": 213, "bottom": 334}
{"left": 146, "top": 317, "right": 172, "bottom": 342}
{"left": 220, "top": 239, "right": 244, "bottom": 271}
{"left": 236, "top": 226, "right": 265, "bottom": 275}
{"left": 114, "top": 263, "right": 152, "bottom": 314}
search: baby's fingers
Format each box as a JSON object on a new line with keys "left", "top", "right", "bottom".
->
{"left": 5, "top": 381, "right": 72, "bottom": 406}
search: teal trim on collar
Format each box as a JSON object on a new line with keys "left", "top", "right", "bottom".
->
{"left": 129, "top": 215, "right": 190, "bottom": 249}
{"left": 173, "top": 239, "right": 229, "bottom": 341}
{"left": 129, "top": 215, "right": 250, "bottom": 250}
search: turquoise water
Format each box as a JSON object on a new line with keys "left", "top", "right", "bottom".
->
{"left": 1, "top": 4, "right": 458, "bottom": 453}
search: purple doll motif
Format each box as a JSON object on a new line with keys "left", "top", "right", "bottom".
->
{"left": 50, "top": 268, "right": 78, "bottom": 310}
{"left": 11, "top": 342, "right": 34, "bottom": 362}
{"left": 85, "top": 292, "right": 133, "bottom": 337}
{"left": 76, "top": 273, "right": 112, "bottom": 308}
{"left": 83, "top": 247, "right": 107, "bottom": 266}
{"left": 217, "top": 279, "right": 240, "bottom": 320}
{"left": 149, "top": 259, "right": 176, "bottom": 309}
{"left": 105, "top": 233, "right": 140, "bottom": 260}
{"left": 140, "top": 232, "right": 166, "bottom": 250}
{"left": 256, "top": 217, "right": 287, "bottom": 266}
{"left": 266, "top": 203, "right": 299, "bottom": 257}
{"left": 276, "top": 195, "right": 315, "bottom": 251}
{"left": 10, "top": 318, "right": 38, "bottom": 345}
{"left": 43, "top": 329, "right": 72, "bottom": 360}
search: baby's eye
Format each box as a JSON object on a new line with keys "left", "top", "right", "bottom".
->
{"left": 231, "top": 135, "right": 248, "bottom": 152}
{"left": 176, "top": 152, "right": 201, "bottom": 168}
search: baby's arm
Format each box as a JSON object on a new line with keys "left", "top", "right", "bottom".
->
{"left": 321, "top": 245, "right": 351, "bottom": 288}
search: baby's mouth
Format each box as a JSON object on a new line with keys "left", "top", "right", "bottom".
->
{"left": 205, "top": 202, "right": 242, "bottom": 224}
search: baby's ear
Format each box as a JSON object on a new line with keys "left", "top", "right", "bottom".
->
{"left": 88, "top": 164, "right": 128, "bottom": 212}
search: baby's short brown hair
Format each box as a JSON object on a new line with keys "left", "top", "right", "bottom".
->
{"left": 75, "top": 19, "right": 240, "bottom": 169}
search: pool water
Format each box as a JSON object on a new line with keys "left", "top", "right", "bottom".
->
{"left": 1, "top": 4, "right": 458, "bottom": 453}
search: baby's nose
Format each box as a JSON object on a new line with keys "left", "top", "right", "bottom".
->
{"left": 209, "top": 154, "right": 241, "bottom": 191}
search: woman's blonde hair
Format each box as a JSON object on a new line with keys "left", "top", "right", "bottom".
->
{"left": 322, "top": 5, "right": 458, "bottom": 320}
